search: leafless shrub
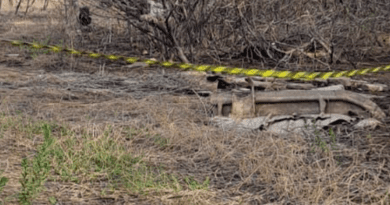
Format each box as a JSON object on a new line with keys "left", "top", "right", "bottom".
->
{"left": 85, "top": 0, "right": 390, "bottom": 71}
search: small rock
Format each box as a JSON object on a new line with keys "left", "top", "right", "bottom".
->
{"left": 123, "top": 62, "right": 148, "bottom": 69}
{"left": 354, "top": 118, "right": 382, "bottom": 129}
{"left": 364, "top": 83, "right": 388, "bottom": 92}
{"left": 5, "top": 54, "right": 19, "bottom": 57}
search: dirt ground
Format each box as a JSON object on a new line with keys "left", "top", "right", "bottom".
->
{"left": 1, "top": 1, "right": 390, "bottom": 205}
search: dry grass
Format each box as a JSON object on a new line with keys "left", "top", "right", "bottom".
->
{"left": 1, "top": 92, "right": 389, "bottom": 204}
{"left": 0, "top": 1, "right": 390, "bottom": 205}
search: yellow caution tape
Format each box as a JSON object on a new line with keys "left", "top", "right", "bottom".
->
{"left": 2, "top": 39, "right": 390, "bottom": 80}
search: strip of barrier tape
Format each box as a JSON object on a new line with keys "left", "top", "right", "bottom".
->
{"left": 1, "top": 38, "right": 390, "bottom": 80}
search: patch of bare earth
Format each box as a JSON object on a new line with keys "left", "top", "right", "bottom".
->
{"left": 0, "top": 2, "right": 390, "bottom": 205}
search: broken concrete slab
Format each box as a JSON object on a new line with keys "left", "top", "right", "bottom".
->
{"left": 205, "top": 73, "right": 389, "bottom": 94}
{"left": 268, "top": 114, "right": 354, "bottom": 135}
{"left": 211, "top": 90, "right": 386, "bottom": 120}
{"left": 211, "top": 113, "right": 355, "bottom": 135}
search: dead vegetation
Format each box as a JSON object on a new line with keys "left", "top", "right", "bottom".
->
{"left": 0, "top": 0, "right": 389, "bottom": 205}
{"left": 76, "top": 0, "right": 390, "bottom": 71}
